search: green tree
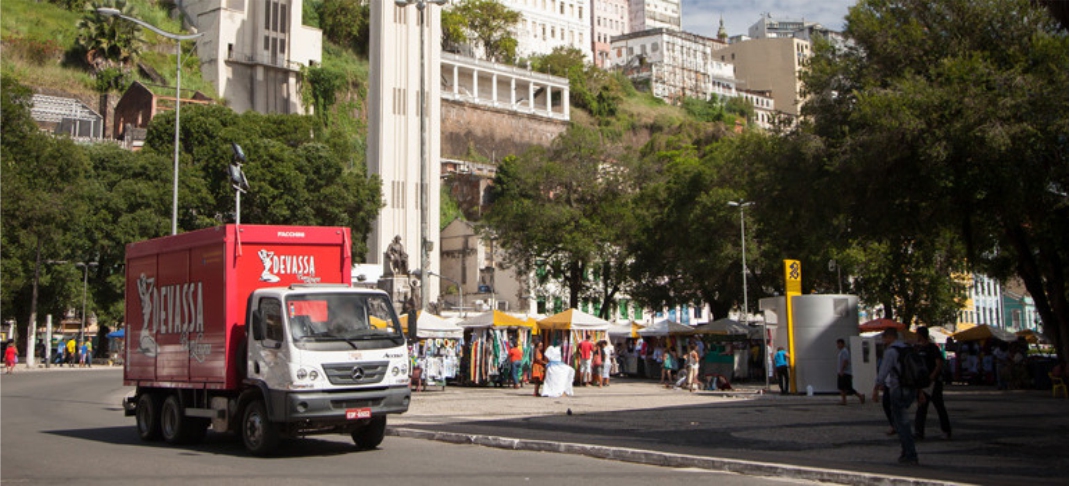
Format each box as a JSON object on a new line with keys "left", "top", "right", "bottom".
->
{"left": 795, "top": 0, "right": 1067, "bottom": 356}
{"left": 451, "top": 0, "right": 521, "bottom": 63}
{"left": 1, "top": 74, "right": 94, "bottom": 347}
{"left": 627, "top": 130, "right": 756, "bottom": 319}
{"left": 317, "top": 0, "right": 371, "bottom": 56}
{"left": 483, "top": 125, "right": 634, "bottom": 317}
{"left": 142, "top": 103, "right": 384, "bottom": 260}
{"left": 76, "top": 0, "right": 145, "bottom": 69}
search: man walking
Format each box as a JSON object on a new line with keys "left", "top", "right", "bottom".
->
{"left": 914, "top": 327, "right": 951, "bottom": 440}
{"left": 578, "top": 335, "right": 594, "bottom": 386}
{"left": 774, "top": 347, "right": 790, "bottom": 394}
{"left": 872, "top": 328, "right": 918, "bottom": 465}
{"left": 836, "top": 339, "right": 865, "bottom": 405}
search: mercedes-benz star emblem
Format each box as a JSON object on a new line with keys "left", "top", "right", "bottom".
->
{"left": 351, "top": 367, "right": 365, "bottom": 381}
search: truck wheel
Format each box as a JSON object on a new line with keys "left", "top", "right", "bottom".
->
{"left": 136, "top": 393, "right": 162, "bottom": 441}
{"left": 242, "top": 400, "right": 279, "bottom": 456}
{"left": 160, "top": 395, "right": 209, "bottom": 444}
{"left": 351, "top": 416, "right": 386, "bottom": 450}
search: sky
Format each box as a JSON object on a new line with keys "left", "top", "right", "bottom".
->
{"left": 680, "top": 0, "right": 858, "bottom": 39}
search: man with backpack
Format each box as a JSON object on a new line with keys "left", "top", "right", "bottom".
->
{"left": 872, "top": 328, "right": 920, "bottom": 465}
{"left": 914, "top": 327, "right": 952, "bottom": 440}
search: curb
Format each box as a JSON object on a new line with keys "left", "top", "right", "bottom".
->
{"left": 388, "top": 427, "right": 971, "bottom": 486}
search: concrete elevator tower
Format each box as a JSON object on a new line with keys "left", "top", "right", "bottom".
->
{"left": 367, "top": 0, "right": 443, "bottom": 306}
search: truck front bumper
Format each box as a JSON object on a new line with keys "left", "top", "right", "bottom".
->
{"left": 268, "top": 385, "right": 410, "bottom": 424}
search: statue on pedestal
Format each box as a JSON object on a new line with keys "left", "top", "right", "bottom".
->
{"left": 385, "top": 235, "right": 409, "bottom": 276}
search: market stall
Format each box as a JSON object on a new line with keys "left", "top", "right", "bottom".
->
{"left": 693, "top": 318, "right": 750, "bottom": 382}
{"left": 537, "top": 309, "right": 612, "bottom": 373}
{"left": 458, "top": 311, "right": 535, "bottom": 386}
{"left": 400, "top": 311, "right": 463, "bottom": 389}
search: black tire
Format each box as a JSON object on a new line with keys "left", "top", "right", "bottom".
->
{"left": 351, "top": 416, "right": 386, "bottom": 450}
{"left": 136, "top": 393, "right": 162, "bottom": 441}
{"left": 160, "top": 395, "right": 210, "bottom": 444}
{"left": 242, "top": 400, "right": 279, "bottom": 456}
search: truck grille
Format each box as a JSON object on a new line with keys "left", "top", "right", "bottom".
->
{"left": 322, "top": 361, "right": 389, "bottom": 385}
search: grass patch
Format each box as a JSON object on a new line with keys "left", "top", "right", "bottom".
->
{"left": 1, "top": 0, "right": 211, "bottom": 99}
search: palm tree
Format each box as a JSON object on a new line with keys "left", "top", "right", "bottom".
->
{"left": 76, "top": 0, "right": 145, "bottom": 71}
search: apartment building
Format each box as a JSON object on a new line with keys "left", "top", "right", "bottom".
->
{"left": 609, "top": 28, "right": 719, "bottom": 103}
{"left": 714, "top": 36, "right": 810, "bottom": 116}
{"left": 498, "top": 0, "right": 592, "bottom": 61}
{"left": 591, "top": 0, "right": 629, "bottom": 67}
{"left": 628, "top": 0, "right": 680, "bottom": 32}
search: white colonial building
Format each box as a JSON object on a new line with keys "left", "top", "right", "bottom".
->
{"left": 495, "top": 0, "right": 592, "bottom": 61}
{"left": 183, "top": 0, "right": 322, "bottom": 114}
{"left": 609, "top": 28, "right": 720, "bottom": 103}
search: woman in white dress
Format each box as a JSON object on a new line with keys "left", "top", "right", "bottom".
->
{"left": 540, "top": 344, "right": 575, "bottom": 398}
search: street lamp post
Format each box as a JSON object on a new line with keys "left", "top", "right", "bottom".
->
{"left": 395, "top": 0, "right": 447, "bottom": 314}
{"left": 75, "top": 262, "right": 99, "bottom": 345}
{"left": 728, "top": 200, "right": 761, "bottom": 388}
{"left": 46, "top": 260, "right": 98, "bottom": 345}
{"left": 97, "top": 8, "right": 204, "bottom": 235}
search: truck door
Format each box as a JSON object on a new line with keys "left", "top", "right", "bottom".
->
{"left": 249, "top": 297, "right": 292, "bottom": 389}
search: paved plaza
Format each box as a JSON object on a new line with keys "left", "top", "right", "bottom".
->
{"left": 392, "top": 379, "right": 1068, "bottom": 485}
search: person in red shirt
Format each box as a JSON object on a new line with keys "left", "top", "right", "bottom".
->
{"left": 578, "top": 335, "right": 595, "bottom": 386}
{"left": 508, "top": 341, "right": 524, "bottom": 389}
{"left": 4, "top": 340, "right": 18, "bottom": 374}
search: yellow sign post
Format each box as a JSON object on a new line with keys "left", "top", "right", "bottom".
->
{"left": 783, "top": 259, "right": 802, "bottom": 393}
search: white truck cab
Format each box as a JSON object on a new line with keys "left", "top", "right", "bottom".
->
{"left": 239, "top": 285, "right": 411, "bottom": 453}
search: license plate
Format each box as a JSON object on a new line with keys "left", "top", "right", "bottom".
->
{"left": 346, "top": 408, "right": 372, "bottom": 420}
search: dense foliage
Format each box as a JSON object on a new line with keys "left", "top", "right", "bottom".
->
{"left": 1, "top": 75, "right": 383, "bottom": 348}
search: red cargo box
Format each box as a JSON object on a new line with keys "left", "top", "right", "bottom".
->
{"left": 124, "top": 225, "right": 352, "bottom": 390}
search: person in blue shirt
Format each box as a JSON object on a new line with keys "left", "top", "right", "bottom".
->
{"left": 774, "top": 347, "right": 790, "bottom": 394}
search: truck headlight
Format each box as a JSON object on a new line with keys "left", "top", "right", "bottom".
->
{"left": 391, "top": 366, "right": 400, "bottom": 376}
{"left": 309, "top": 370, "right": 319, "bottom": 381}
{"left": 296, "top": 368, "right": 308, "bottom": 380}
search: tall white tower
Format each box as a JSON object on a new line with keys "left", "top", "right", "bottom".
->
{"left": 368, "top": 0, "right": 443, "bottom": 304}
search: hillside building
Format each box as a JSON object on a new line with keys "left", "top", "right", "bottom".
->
{"left": 628, "top": 0, "right": 680, "bottom": 32}
{"left": 609, "top": 28, "right": 721, "bottom": 103}
{"left": 496, "top": 0, "right": 592, "bottom": 61}
{"left": 591, "top": 0, "right": 630, "bottom": 67}
{"left": 183, "top": 0, "right": 322, "bottom": 114}
{"left": 714, "top": 36, "right": 810, "bottom": 116}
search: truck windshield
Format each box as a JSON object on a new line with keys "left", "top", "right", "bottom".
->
{"left": 285, "top": 293, "right": 402, "bottom": 342}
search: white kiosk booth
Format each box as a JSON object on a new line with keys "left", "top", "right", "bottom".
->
{"left": 759, "top": 294, "right": 861, "bottom": 394}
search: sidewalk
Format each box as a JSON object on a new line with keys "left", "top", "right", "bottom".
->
{"left": 390, "top": 379, "right": 1067, "bottom": 486}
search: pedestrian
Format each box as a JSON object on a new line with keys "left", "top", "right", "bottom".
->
{"left": 540, "top": 343, "right": 575, "bottom": 398}
{"left": 54, "top": 339, "right": 65, "bottom": 365}
{"left": 507, "top": 339, "right": 524, "bottom": 389}
{"left": 577, "top": 334, "right": 594, "bottom": 386}
{"left": 661, "top": 348, "right": 676, "bottom": 386}
{"left": 872, "top": 328, "right": 919, "bottom": 465}
{"left": 774, "top": 346, "right": 790, "bottom": 394}
{"left": 836, "top": 339, "right": 866, "bottom": 405}
{"left": 592, "top": 341, "right": 604, "bottom": 387}
{"left": 685, "top": 344, "right": 700, "bottom": 392}
{"left": 914, "top": 327, "right": 951, "bottom": 440}
{"left": 66, "top": 337, "right": 77, "bottom": 368}
{"left": 4, "top": 340, "right": 18, "bottom": 374}
{"left": 530, "top": 338, "right": 547, "bottom": 397}
{"left": 79, "top": 340, "right": 89, "bottom": 368}
{"left": 599, "top": 341, "right": 613, "bottom": 387}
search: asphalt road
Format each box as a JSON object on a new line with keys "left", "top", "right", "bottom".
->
{"left": 0, "top": 369, "right": 817, "bottom": 485}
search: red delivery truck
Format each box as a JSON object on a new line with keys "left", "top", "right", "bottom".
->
{"left": 122, "top": 225, "right": 410, "bottom": 455}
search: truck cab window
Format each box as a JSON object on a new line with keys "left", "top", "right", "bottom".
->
{"left": 260, "top": 298, "right": 284, "bottom": 342}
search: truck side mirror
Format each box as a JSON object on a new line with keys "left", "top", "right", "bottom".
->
{"left": 251, "top": 310, "right": 264, "bottom": 341}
